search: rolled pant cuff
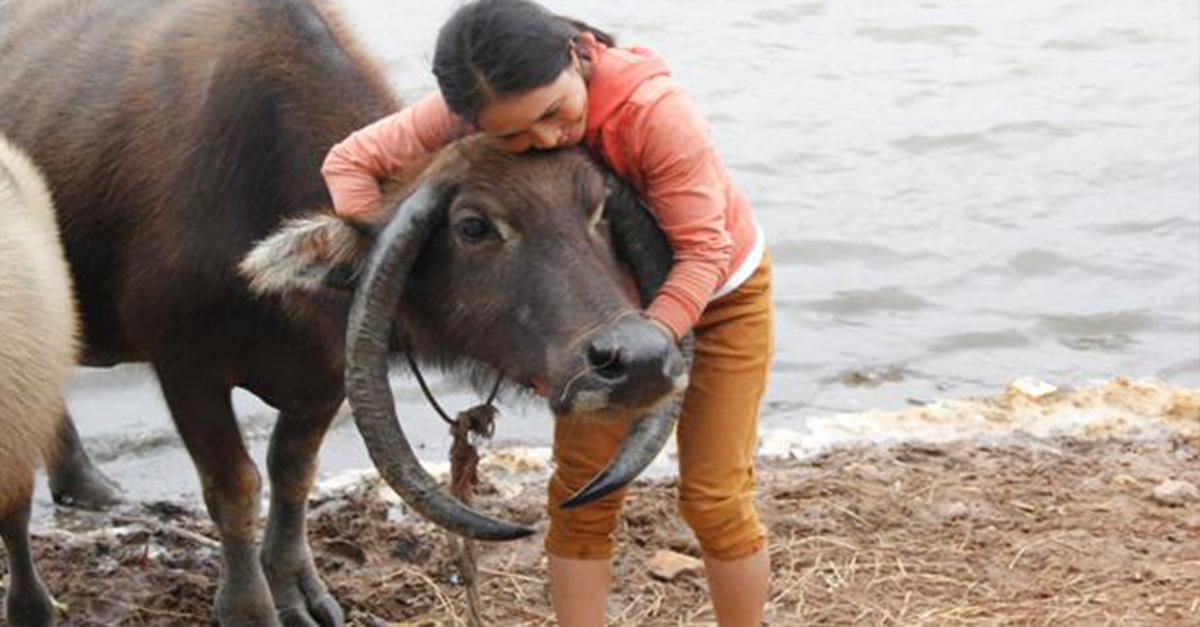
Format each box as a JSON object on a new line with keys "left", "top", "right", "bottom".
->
{"left": 544, "top": 534, "right": 617, "bottom": 560}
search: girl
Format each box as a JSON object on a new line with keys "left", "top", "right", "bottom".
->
{"left": 322, "top": 1, "right": 773, "bottom": 624}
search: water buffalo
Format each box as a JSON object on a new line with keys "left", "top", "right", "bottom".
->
{"left": 0, "top": 134, "right": 76, "bottom": 627}
{"left": 0, "top": 0, "right": 684, "bottom": 624}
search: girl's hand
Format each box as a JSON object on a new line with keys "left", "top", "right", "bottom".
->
{"left": 647, "top": 317, "right": 678, "bottom": 344}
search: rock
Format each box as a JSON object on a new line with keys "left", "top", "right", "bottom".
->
{"left": 932, "top": 500, "right": 970, "bottom": 521}
{"left": 758, "top": 429, "right": 806, "bottom": 459}
{"left": 314, "top": 469, "right": 378, "bottom": 497}
{"left": 481, "top": 447, "right": 553, "bottom": 474}
{"left": 647, "top": 549, "right": 705, "bottom": 581}
{"left": 1150, "top": 479, "right": 1199, "bottom": 506}
{"left": 348, "top": 610, "right": 394, "bottom": 627}
{"left": 1011, "top": 377, "right": 1057, "bottom": 399}
{"left": 1109, "top": 474, "right": 1138, "bottom": 487}
{"left": 843, "top": 462, "right": 881, "bottom": 478}
{"left": 487, "top": 474, "right": 530, "bottom": 500}
{"left": 376, "top": 485, "right": 405, "bottom": 507}
{"left": 324, "top": 538, "right": 368, "bottom": 565}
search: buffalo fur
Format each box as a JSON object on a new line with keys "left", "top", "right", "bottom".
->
{"left": 0, "top": 134, "right": 76, "bottom": 517}
{"left": 0, "top": 0, "right": 398, "bottom": 368}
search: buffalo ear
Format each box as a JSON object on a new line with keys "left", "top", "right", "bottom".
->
{"left": 238, "top": 214, "right": 377, "bottom": 296}
{"left": 603, "top": 173, "right": 674, "bottom": 306}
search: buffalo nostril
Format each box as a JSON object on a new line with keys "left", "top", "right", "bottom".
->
{"left": 587, "top": 344, "right": 627, "bottom": 383}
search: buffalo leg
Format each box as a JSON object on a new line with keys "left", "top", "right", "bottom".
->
{"left": 1, "top": 493, "right": 55, "bottom": 626}
{"left": 155, "top": 366, "right": 278, "bottom": 627}
{"left": 47, "top": 411, "right": 123, "bottom": 510}
{"left": 260, "top": 406, "right": 344, "bottom": 627}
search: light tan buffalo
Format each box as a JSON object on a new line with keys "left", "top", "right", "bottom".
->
{"left": 0, "top": 134, "right": 77, "bottom": 627}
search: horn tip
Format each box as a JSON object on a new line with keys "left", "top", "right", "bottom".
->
{"left": 559, "top": 479, "right": 616, "bottom": 511}
{"left": 559, "top": 495, "right": 586, "bottom": 510}
{"left": 480, "top": 525, "right": 537, "bottom": 541}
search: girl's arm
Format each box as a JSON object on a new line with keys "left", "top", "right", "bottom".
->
{"left": 632, "top": 89, "right": 737, "bottom": 340}
{"left": 322, "top": 92, "right": 463, "bottom": 221}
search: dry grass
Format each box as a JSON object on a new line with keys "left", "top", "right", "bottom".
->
{"left": 3, "top": 433, "right": 1198, "bottom": 627}
{"left": 328, "top": 433, "right": 1200, "bottom": 627}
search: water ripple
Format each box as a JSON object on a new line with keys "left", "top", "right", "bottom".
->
{"left": 825, "top": 364, "right": 917, "bottom": 388}
{"left": 928, "top": 330, "right": 1032, "bottom": 353}
{"left": 973, "top": 248, "right": 1144, "bottom": 281}
{"left": 771, "top": 239, "right": 932, "bottom": 267}
{"left": 1087, "top": 216, "right": 1198, "bottom": 236}
{"left": 808, "top": 287, "right": 931, "bottom": 316}
{"left": 855, "top": 24, "right": 981, "bottom": 45}
{"left": 751, "top": 3, "right": 826, "bottom": 24}
{"left": 1042, "top": 28, "right": 1166, "bottom": 52}
{"left": 1006, "top": 249, "right": 1092, "bottom": 278}
{"left": 1036, "top": 310, "right": 1157, "bottom": 336}
{"left": 1036, "top": 310, "right": 1158, "bottom": 355}
{"left": 1058, "top": 334, "right": 1138, "bottom": 353}
{"left": 987, "top": 121, "right": 1078, "bottom": 140}
{"left": 892, "top": 132, "right": 1002, "bottom": 155}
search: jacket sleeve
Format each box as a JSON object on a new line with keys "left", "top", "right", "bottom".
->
{"left": 629, "top": 87, "right": 735, "bottom": 339}
{"left": 322, "top": 92, "right": 463, "bottom": 220}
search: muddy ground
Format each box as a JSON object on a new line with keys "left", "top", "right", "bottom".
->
{"left": 3, "top": 428, "right": 1198, "bottom": 627}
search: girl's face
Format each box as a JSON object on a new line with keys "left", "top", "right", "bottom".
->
{"left": 476, "top": 54, "right": 588, "bottom": 154}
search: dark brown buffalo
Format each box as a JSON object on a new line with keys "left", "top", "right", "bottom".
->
{"left": 0, "top": 0, "right": 684, "bottom": 625}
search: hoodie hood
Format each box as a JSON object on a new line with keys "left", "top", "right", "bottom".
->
{"left": 585, "top": 44, "right": 671, "bottom": 140}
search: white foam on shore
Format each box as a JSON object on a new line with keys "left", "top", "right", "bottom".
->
{"left": 760, "top": 377, "right": 1199, "bottom": 460}
{"left": 317, "top": 377, "right": 1199, "bottom": 498}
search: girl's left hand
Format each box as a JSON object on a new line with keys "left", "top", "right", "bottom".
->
{"left": 647, "top": 317, "right": 678, "bottom": 344}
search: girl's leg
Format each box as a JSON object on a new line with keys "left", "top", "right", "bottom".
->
{"left": 548, "top": 554, "right": 613, "bottom": 627}
{"left": 676, "top": 255, "right": 774, "bottom": 626}
{"left": 705, "top": 546, "right": 771, "bottom": 627}
{"left": 546, "top": 413, "right": 630, "bottom": 625}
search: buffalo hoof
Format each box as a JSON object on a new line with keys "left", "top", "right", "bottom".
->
{"left": 5, "top": 582, "right": 56, "bottom": 627}
{"left": 278, "top": 595, "right": 344, "bottom": 627}
{"left": 48, "top": 451, "right": 124, "bottom": 511}
{"left": 261, "top": 543, "right": 344, "bottom": 627}
{"left": 216, "top": 575, "right": 280, "bottom": 627}
{"left": 267, "top": 569, "right": 344, "bottom": 627}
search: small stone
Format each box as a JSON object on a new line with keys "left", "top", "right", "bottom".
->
{"left": 647, "top": 549, "right": 705, "bottom": 581}
{"left": 932, "top": 501, "right": 970, "bottom": 521}
{"left": 843, "top": 462, "right": 883, "bottom": 480}
{"left": 1109, "top": 474, "right": 1138, "bottom": 487}
{"left": 376, "top": 485, "right": 405, "bottom": 507}
{"left": 1151, "top": 479, "right": 1199, "bottom": 506}
{"left": 1011, "top": 377, "right": 1057, "bottom": 399}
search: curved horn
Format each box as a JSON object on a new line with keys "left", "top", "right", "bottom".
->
{"left": 560, "top": 175, "right": 695, "bottom": 509}
{"left": 561, "top": 335, "right": 694, "bottom": 509}
{"left": 346, "top": 184, "right": 533, "bottom": 541}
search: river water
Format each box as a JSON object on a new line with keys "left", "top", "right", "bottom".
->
{"left": 45, "top": 0, "right": 1200, "bottom": 509}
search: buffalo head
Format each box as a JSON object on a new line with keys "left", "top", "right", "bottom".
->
{"left": 240, "top": 136, "right": 689, "bottom": 540}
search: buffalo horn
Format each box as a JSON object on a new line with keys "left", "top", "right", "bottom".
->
{"left": 561, "top": 336, "right": 694, "bottom": 509}
{"left": 346, "top": 184, "right": 534, "bottom": 541}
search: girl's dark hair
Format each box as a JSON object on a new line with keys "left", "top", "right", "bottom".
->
{"left": 433, "top": 0, "right": 615, "bottom": 123}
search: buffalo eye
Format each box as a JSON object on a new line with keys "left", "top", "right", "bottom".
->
{"left": 455, "top": 216, "right": 492, "bottom": 242}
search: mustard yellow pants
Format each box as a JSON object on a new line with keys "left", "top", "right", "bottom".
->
{"left": 546, "top": 253, "right": 773, "bottom": 561}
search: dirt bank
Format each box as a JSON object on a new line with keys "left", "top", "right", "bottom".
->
{"left": 3, "top": 379, "right": 1198, "bottom": 626}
